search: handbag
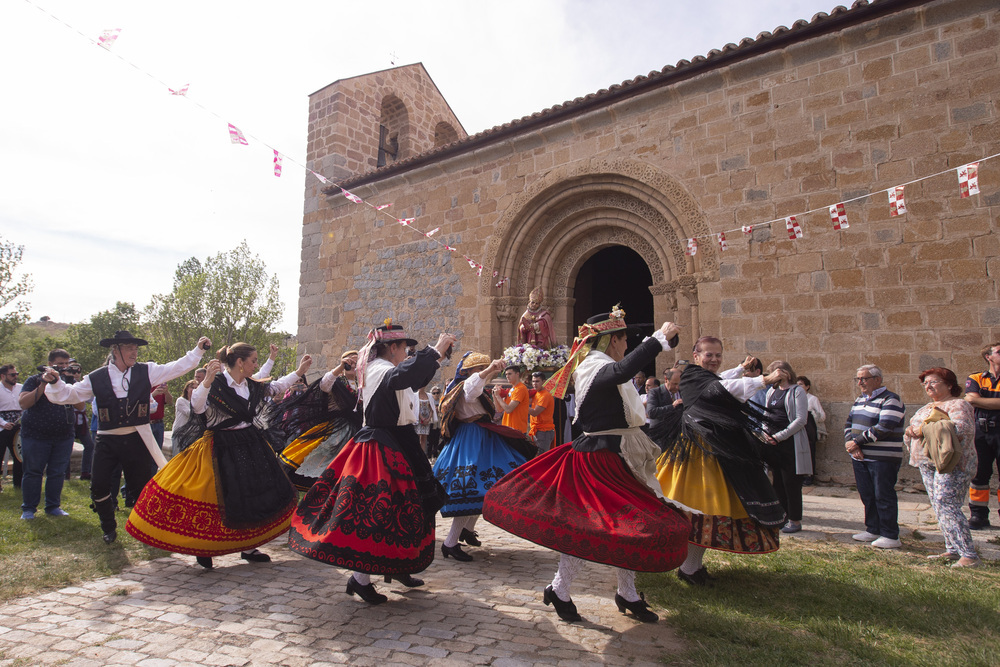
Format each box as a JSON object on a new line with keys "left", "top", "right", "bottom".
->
{"left": 920, "top": 406, "right": 959, "bottom": 474}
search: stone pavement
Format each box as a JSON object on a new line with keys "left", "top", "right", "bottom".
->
{"left": 0, "top": 485, "right": 996, "bottom": 666}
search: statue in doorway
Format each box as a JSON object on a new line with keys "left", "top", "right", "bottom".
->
{"left": 517, "top": 286, "right": 557, "bottom": 349}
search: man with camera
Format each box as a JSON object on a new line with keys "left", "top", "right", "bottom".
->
{"left": 17, "top": 350, "right": 80, "bottom": 520}
{"left": 0, "top": 364, "right": 24, "bottom": 490}
{"left": 965, "top": 342, "right": 1000, "bottom": 529}
{"left": 45, "top": 331, "right": 211, "bottom": 543}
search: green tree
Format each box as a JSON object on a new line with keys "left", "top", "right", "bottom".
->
{"left": 64, "top": 302, "right": 142, "bottom": 372}
{"left": 0, "top": 237, "right": 33, "bottom": 356}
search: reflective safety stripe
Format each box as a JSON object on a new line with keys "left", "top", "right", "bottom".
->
{"left": 969, "top": 486, "right": 991, "bottom": 505}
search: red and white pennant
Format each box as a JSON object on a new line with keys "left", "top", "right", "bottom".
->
{"left": 97, "top": 28, "right": 121, "bottom": 50}
{"left": 273, "top": 151, "right": 282, "bottom": 177}
{"left": 718, "top": 232, "right": 728, "bottom": 252}
{"left": 785, "top": 216, "right": 803, "bottom": 240}
{"left": 958, "top": 162, "right": 980, "bottom": 198}
{"left": 685, "top": 238, "right": 698, "bottom": 256}
{"left": 742, "top": 225, "right": 753, "bottom": 235}
{"left": 168, "top": 84, "right": 189, "bottom": 96}
{"left": 888, "top": 186, "right": 907, "bottom": 217}
{"left": 342, "top": 189, "right": 363, "bottom": 204}
{"left": 829, "top": 203, "right": 849, "bottom": 230}
{"left": 227, "top": 123, "right": 248, "bottom": 146}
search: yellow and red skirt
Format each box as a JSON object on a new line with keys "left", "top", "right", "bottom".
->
{"left": 126, "top": 431, "right": 293, "bottom": 556}
{"left": 656, "top": 445, "right": 779, "bottom": 554}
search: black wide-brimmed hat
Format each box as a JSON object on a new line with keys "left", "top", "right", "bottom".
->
{"left": 99, "top": 330, "right": 148, "bottom": 348}
{"left": 373, "top": 323, "right": 418, "bottom": 348}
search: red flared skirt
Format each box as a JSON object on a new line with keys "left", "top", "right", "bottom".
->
{"left": 483, "top": 443, "right": 690, "bottom": 572}
{"left": 288, "top": 438, "right": 435, "bottom": 574}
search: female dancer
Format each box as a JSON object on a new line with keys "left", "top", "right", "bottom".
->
{"left": 289, "top": 322, "right": 454, "bottom": 605}
{"left": 484, "top": 309, "right": 690, "bottom": 623}
{"left": 126, "top": 343, "right": 311, "bottom": 568}
{"left": 654, "top": 336, "right": 786, "bottom": 585}
{"left": 434, "top": 352, "right": 532, "bottom": 561}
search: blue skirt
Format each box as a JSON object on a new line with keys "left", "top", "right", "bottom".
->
{"left": 433, "top": 422, "right": 528, "bottom": 517}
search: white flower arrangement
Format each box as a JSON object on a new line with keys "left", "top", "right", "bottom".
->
{"left": 501, "top": 343, "right": 570, "bottom": 373}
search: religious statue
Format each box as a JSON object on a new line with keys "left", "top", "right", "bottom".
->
{"left": 517, "top": 286, "right": 557, "bottom": 349}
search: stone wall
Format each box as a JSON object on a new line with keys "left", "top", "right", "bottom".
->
{"left": 299, "top": 0, "right": 1000, "bottom": 483}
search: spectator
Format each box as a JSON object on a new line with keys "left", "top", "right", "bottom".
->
{"left": 964, "top": 341, "right": 1000, "bottom": 529}
{"left": 415, "top": 385, "right": 437, "bottom": 454}
{"left": 760, "top": 360, "right": 811, "bottom": 534}
{"left": 796, "top": 376, "right": 826, "bottom": 485}
{"left": 632, "top": 371, "right": 647, "bottom": 394}
{"left": 904, "top": 367, "right": 979, "bottom": 568}
{"left": 149, "top": 383, "right": 173, "bottom": 451}
{"left": 0, "top": 364, "right": 24, "bottom": 489}
{"left": 845, "top": 364, "right": 906, "bottom": 549}
{"left": 529, "top": 372, "right": 556, "bottom": 452}
{"left": 171, "top": 380, "right": 199, "bottom": 450}
{"left": 493, "top": 366, "right": 530, "bottom": 435}
{"left": 427, "top": 385, "right": 443, "bottom": 458}
{"left": 646, "top": 368, "right": 683, "bottom": 430}
{"left": 194, "top": 366, "right": 207, "bottom": 385}
{"left": 18, "top": 350, "right": 79, "bottom": 519}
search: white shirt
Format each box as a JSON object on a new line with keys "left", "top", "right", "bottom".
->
{"left": 173, "top": 397, "right": 191, "bottom": 432}
{"left": 0, "top": 382, "right": 23, "bottom": 427}
{"left": 454, "top": 371, "right": 489, "bottom": 421}
{"left": 253, "top": 357, "right": 275, "bottom": 380}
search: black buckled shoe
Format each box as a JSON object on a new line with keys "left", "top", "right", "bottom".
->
{"left": 441, "top": 543, "right": 473, "bottom": 562}
{"left": 459, "top": 528, "right": 481, "bottom": 547}
{"left": 615, "top": 592, "right": 658, "bottom": 623}
{"left": 543, "top": 585, "right": 581, "bottom": 622}
{"left": 196, "top": 556, "right": 214, "bottom": 569}
{"left": 677, "top": 566, "right": 714, "bottom": 586}
{"left": 385, "top": 573, "right": 424, "bottom": 587}
{"left": 346, "top": 577, "right": 388, "bottom": 605}
{"left": 240, "top": 549, "right": 271, "bottom": 563}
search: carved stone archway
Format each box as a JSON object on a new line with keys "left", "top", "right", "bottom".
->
{"left": 481, "top": 160, "right": 719, "bottom": 357}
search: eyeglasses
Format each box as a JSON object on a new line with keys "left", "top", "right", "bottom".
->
{"left": 921, "top": 380, "right": 943, "bottom": 387}
{"left": 856, "top": 376, "right": 875, "bottom": 383}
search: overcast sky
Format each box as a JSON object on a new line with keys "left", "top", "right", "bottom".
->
{"left": 1, "top": 0, "right": 840, "bottom": 334}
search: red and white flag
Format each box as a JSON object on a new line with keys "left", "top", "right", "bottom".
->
{"left": 311, "top": 171, "right": 329, "bottom": 184}
{"left": 227, "top": 123, "right": 248, "bottom": 145}
{"left": 718, "top": 232, "right": 728, "bottom": 252}
{"left": 958, "top": 162, "right": 980, "bottom": 198}
{"left": 273, "top": 151, "right": 282, "bottom": 177}
{"left": 444, "top": 245, "right": 455, "bottom": 252}
{"left": 829, "top": 203, "right": 849, "bottom": 230}
{"left": 888, "top": 186, "right": 907, "bottom": 217}
{"left": 467, "top": 259, "right": 478, "bottom": 270}
{"left": 398, "top": 218, "right": 414, "bottom": 226}
{"left": 98, "top": 29, "right": 121, "bottom": 50}
{"left": 342, "top": 189, "right": 363, "bottom": 204}
{"left": 426, "top": 227, "right": 440, "bottom": 237}
{"left": 375, "top": 203, "right": 392, "bottom": 211}
{"left": 685, "top": 238, "right": 698, "bottom": 256}
{"left": 785, "top": 216, "right": 803, "bottom": 240}
{"left": 742, "top": 225, "right": 753, "bottom": 235}
{"left": 168, "top": 84, "right": 189, "bottom": 96}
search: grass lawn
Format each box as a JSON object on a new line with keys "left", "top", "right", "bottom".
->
{"left": 641, "top": 541, "right": 1000, "bottom": 666}
{"left": 0, "top": 477, "right": 167, "bottom": 602}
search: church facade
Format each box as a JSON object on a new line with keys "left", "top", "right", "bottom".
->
{"left": 299, "top": 0, "right": 999, "bottom": 480}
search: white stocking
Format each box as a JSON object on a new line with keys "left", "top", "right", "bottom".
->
{"left": 443, "top": 515, "right": 474, "bottom": 547}
{"left": 351, "top": 572, "right": 371, "bottom": 586}
{"left": 680, "top": 544, "right": 705, "bottom": 575}
{"left": 551, "top": 554, "right": 584, "bottom": 601}
{"left": 616, "top": 569, "right": 639, "bottom": 602}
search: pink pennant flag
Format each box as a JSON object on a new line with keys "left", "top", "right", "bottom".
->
{"left": 310, "top": 171, "right": 329, "bottom": 184}
{"left": 685, "top": 238, "right": 698, "bottom": 256}
{"left": 375, "top": 203, "right": 393, "bottom": 211}
{"left": 272, "top": 151, "right": 282, "bottom": 178}
{"left": 98, "top": 29, "right": 121, "bottom": 50}
{"left": 227, "top": 123, "right": 248, "bottom": 145}
{"left": 717, "top": 232, "right": 728, "bottom": 252}
{"left": 467, "top": 259, "right": 478, "bottom": 270}
{"left": 493, "top": 270, "right": 499, "bottom": 278}
{"left": 958, "top": 162, "right": 980, "bottom": 198}
{"left": 829, "top": 203, "right": 849, "bottom": 230}
{"left": 444, "top": 245, "right": 456, "bottom": 252}
{"left": 742, "top": 225, "right": 753, "bottom": 235}
{"left": 398, "top": 218, "right": 414, "bottom": 226}
{"left": 341, "top": 189, "right": 363, "bottom": 204}
{"left": 785, "top": 216, "right": 803, "bottom": 240}
{"left": 168, "top": 84, "right": 189, "bottom": 96}
{"left": 476, "top": 266, "right": 483, "bottom": 276}
{"left": 888, "top": 186, "right": 907, "bottom": 217}
{"left": 425, "top": 228, "right": 440, "bottom": 237}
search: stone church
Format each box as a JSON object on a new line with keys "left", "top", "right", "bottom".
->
{"left": 298, "top": 0, "right": 998, "bottom": 480}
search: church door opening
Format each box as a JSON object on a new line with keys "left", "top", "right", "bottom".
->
{"left": 573, "top": 245, "right": 655, "bottom": 377}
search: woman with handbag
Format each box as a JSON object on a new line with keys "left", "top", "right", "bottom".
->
{"left": 903, "top": 367, "right": 979, "bottom": 568}
{"left": 760, "top": 361, "right": 812, "bottom": 534}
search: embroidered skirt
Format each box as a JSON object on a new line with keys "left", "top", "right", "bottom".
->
{"left": 433, "top": 421, "right": 528, "bottom": 517}
{"left": 279, "top": 419, "right": 355, "bottom": 492}
{"left": 656, "top": 444, "right": 779, "bottom": 554}
{"left": 288, "top": 437, "right": 436, "bottom": 574}
{"left": 483, "top": 443, "right": 690, "bottom": 572}
{"left": 125, "top": 429, "right": 295, "bottom": 556}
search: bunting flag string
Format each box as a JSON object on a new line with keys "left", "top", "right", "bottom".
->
{"left": 785, "top": 216, "right": 803, "bottom": 239}
{"left": 829, "top": 203, "right": 849, "bottom": 230}
{"left": 741, "top": 225, "right": 753, "bottom": 235}
{"left": 958, "top": 162, "right": 980, "bottom": 198}
{"left": 718, "top": 232, "right": 728, "bottom": 252}
{"left": 888, "top": 186, "right": 907, "bottom": 217}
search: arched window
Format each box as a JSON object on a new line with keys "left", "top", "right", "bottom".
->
{"left": 434, "top": 121, "right": 459, "bottom": 149}
{"left": 378, "top": 94, "right": 409, "bottom": 167}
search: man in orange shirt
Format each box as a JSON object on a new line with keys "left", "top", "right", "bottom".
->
{"left": 493, "top": 367, "right": 530, "bottom": 435}
{"left": 529, "top": 372, "right": 556, "bottom": 452}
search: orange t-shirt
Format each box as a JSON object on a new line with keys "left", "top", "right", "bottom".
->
{"left": 529, "top": 389, "right": 555, "bottom": 436}
{"left": 502, "top": 382, "right": 530, "bottom": 434}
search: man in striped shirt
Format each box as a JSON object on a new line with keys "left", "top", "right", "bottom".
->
{"left": 844, "top": 364, "right": 906, "bottom": 549}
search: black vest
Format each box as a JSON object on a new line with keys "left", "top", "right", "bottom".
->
{"left": 91, "top": 364, "right": 151, "bottom": 430}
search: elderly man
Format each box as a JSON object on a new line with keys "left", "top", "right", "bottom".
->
{"left": 845, "top": 364, "right": 906, "bottom": 549}
{"left": 646, "top": 368, "right": 682, "bottom": 429}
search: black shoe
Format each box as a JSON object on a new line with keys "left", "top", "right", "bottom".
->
{"left": 614, "top": 592, "right": 658, "bottom": 623}
{"left": 677, "top": 567, "right": 713, "bottom": 586}
{"left": 80, "top": 473, "right": 92, "bottom": 480}
{"left": 346, "top": 577, "right": 387, "bottom": 605}
{"left": 969, "top": 517, "right": 991, "bottom": 530}
{"left": 240, "top": 549, "right": 271, "bottom": 563}
{"left": 543, "top": 585, "right": 581, "bottom": 622}
{"left": 384, "top": 573, "right": 424, "bottom": 587}
{"left": 441, "top": 543, "right": 473, "bottom": 562}
{"left": 196, "top": 556, "right": 214, "bottom": 569}
{"left": 460, "top": 528, "right": 481, "bottom": 547}
{"left": 102, "top": 530, "right": 117, "bottom": 545}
